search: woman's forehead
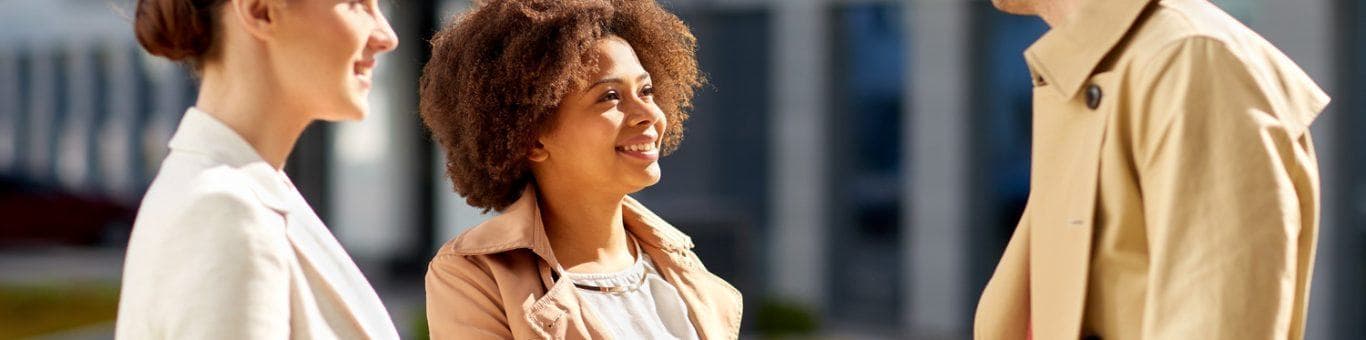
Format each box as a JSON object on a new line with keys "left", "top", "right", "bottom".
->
{"left": 587, "top": 38, "right": 646, "bottom": 81}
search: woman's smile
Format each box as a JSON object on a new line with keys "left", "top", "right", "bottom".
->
{"left": 615, "top": 134, "right": 660, "bottom": 162}
{"left": 354, "top": 59, "right": 376, "bottom": 91}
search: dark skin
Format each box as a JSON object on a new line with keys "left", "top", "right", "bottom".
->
{"left": 530, "top": 37, "right": 666, "bottom": 274}
{"left": 417, "top": 0, "right": 701, "bottom": 212}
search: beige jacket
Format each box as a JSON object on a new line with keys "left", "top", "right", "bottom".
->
{"left": 425, "top": 186, "right": 743, "bottom": 339}
{"left": 975, "top": 0, "right": 1329, "bottom": 339}
{"left": 117, "top": 108, "right": 399, "bottom": 339}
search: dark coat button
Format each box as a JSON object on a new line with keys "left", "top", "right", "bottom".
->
{"left": 1085, "top": 84, "right": 1103, "bottom": 109}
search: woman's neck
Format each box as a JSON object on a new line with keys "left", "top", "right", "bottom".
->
{"left": 535, "top": 181, "right": 635, "bottom": 274}
{"left": 193, "top": 63, "right": 312, "bottom": 170}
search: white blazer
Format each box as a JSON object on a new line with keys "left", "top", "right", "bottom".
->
{"left": 116, "top": 108, "right": 399, "bottom": 339}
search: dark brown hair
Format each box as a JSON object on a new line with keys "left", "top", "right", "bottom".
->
{"left": 420, "top": 0, "right": 702, "bottom": 212}
{"left": 134, "top": 0, "right": 225, "bottom": 64}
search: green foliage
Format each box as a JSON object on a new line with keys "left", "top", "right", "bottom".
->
{"left": 754, "top": 297, "right": 820, "bottom": 338}
{"left": 0, "top": 282, "right": 120, "bottom": 338}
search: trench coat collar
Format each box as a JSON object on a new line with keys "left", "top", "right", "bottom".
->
{"left": 1025, "top": 0, "right": 1154, "bottom": 99}
{"left": 166, "top": 107, "right": 292, "bottom": 212}
{"left": 447, "top": 185, "right": 697, "bottom": 267}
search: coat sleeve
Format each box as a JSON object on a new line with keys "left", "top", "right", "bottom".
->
{"left": 125, "top": 191, "right": 292, "bottom": 339}
{"left": 426, "top": 253, "right": 513, "bottom": 340}
{"left": 1133, "top": 36, "right": 1323, "bottom": 339}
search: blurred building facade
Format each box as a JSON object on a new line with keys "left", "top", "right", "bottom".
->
{"left": 0, "top": 0, "right": 1361, "bottom": 338}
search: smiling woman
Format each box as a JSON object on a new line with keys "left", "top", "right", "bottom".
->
{"left": 419, "top": 0, "right": 700, "bottom": 212}
{"left": 117, "top": 0, "right": 400, "bottom": 338}
{"left": 418, "top": 0, "right": 742, "bottom": 339}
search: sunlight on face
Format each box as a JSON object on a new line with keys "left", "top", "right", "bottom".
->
{"left": 532, "top": 37, "right": 667, "bottom": 195}
{"left": 272, "top": 0, "right": 398, "bottom": 122}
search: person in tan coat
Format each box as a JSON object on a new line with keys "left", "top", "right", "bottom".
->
{"left": 418, "top": 1, "right": 741, "bottom": 339}
{"left": 975, "top": 0, "right": 1329, "bottom": 339}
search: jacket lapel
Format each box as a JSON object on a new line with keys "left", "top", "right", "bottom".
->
{"left": 467, "top": 186, "right": 605, "bottom": 339}
{"left": 281, "top": 197, "right": 399, "bottom": 339}
{"left": 623, "top": 197, "right": 743, "bottom": 340}
{"left": 168, "top": 108, "right": 398, "bottom": 339}
{"left": 1021, "top": 1, "right": 1151, "bottom": 338}
{"left": 525, "top": 275, "right": 609, "bottom": 340}
{"left": 1026, "top": 72, "right": 1115, "bottom": 339}
{"left": 452, "top": 186, "right": 742, "bottom": 339}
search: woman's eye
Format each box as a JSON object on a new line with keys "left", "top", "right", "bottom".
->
{"left": 600, "top": 90, "right": 621, "bottom": 102}
{"left": 640, "top": 85, "right": 654, "bottom": 98}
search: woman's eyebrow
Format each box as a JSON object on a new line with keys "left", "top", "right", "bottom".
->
{"left": 591, "top": 73, "right": 652, "bottom": 87}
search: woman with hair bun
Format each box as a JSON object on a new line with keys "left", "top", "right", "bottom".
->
{"left": 116, "top": 0, "right": 399, "bottom": 338}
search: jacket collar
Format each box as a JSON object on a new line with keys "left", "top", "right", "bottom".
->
{"left": 1025, "top": 0, "right": 1153, "bottom": 99}
{"left": 167, "top": 107, "right": 292, "bottom": 212}
{"left": 446, "top": 185, "right": 696, "bottom": 266}
{"left": 172, "top": 108, "right": 399, "bottom": 337}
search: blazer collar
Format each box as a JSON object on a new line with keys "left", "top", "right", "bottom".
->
{"left": 1025, "top": 0, "right": 1153, "bottom": 99}
{"left": 169, "top": 108, "right": 398, "bottom": 338}
{"left": 167, "top": 107, "right": 293, "bottom": 212}
{"left": 170, "top": 108, "right": 397, "bottom": 336}
{"left": 284, "top": 207, "right": 400, "bottom": 339}
{"left": 446, "top": 185, "right": 696, "bottom": 266}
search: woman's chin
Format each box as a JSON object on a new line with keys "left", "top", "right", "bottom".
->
{"left": 343, "top": 97, "right": 370, "bottom": 120}
{"left": 641, "top": 164, "right": 662, "bottom": 185}
{"left": 620, "top": 169, "right": 662, "bottom": 193}
{"left": 320, "top": 100, "right": 369, "bottom": 122}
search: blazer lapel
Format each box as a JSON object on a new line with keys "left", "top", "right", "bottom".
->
{"left": 281, "top": 198, "right": 399, "bottom": 339}
{"left": 168, "top": 108, "right": 397, "bottom": 338}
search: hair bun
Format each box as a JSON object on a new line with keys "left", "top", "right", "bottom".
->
{"left": 134, "top": 0, "right": 220, "bottom": 62}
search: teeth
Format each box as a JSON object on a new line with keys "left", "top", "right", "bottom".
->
{"left": 620, "top": 143, "right": 655, "bottom": 152}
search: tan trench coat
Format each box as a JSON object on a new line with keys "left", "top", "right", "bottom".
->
{"left": 974, "top": 0, "right": 1330, "bottom": 339}
{"left": 425, "top": 186, "right": 743, "bottom": 339}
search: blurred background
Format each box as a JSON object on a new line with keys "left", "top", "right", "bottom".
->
{"left": 0, "top": 0, "right": 1359, "bottom": 338}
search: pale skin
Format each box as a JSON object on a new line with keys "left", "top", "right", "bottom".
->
{"left": 529, "top": 37, "right": 667, "bottom": 274}
{"left": 992, "top": 0, "right": 1082, "bottom": 28}
{"left": 194, "top": 0, "right": 398, "bottom": 169}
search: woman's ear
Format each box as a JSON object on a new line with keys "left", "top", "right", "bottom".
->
{"left": 229, "top": 0, "right": 279, "bottom": 42}
{"left": 528, "top": 140, "right": 549, "bottom": 162}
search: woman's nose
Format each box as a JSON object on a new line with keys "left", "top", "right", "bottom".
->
{"left": 370, "top": 10, "right": 400, "bottom": 53}
{"left": 625, "top": 98, "right": 663, "bottom": 127}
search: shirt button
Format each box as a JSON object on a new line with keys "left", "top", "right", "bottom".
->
{"left": 1085, "top": 84, "right": 1103, "bottom": 109}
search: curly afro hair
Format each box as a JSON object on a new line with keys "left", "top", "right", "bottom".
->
{"left": 419, "top": 0, "right": 701, "bottom": 212}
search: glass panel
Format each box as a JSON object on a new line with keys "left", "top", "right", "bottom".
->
{"left": 826, "top": 2, "right": 905, "bottom": 328}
